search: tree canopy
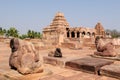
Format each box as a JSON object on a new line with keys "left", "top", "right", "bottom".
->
{"left": 105, "top": 29, "right": 120, "bottom": 38}
{"left": 0, "top": 27, "right": 42, "bottom": 39}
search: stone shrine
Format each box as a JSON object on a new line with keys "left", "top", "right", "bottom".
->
{"left": 42, "top": 12, "right": 106, "bottom": 46}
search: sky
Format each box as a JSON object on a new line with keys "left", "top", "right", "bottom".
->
{"left": 0, "top": 0, "right": 120, "bottom": 34}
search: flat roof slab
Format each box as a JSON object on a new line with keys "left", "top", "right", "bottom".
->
{"left": 65, "top": 57, "right": 114, "bottom": 74}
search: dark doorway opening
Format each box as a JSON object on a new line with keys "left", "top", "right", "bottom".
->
{"left": 77, "top": 32, "right": 80, "bottom": 38}
{"left": 71, "top": 31, "right": 75, "bottom": 38}
{"left": 67, "top": 31, "right": 69, "bottom": 37}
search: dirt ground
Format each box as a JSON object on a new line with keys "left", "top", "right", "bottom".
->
{"left": 0, "top": 41, "right": 119, "bottom": 80}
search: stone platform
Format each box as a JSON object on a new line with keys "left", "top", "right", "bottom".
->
{"left": 91, "top": 54, "right": 120, "bottom": 61}
{"left": 40, "top": 70, "right": 117, "bottom": 80}
{"left": 65, "top": 57, "right": 114, "bottom": 74}
{"left": 0, "top": 67, "right": 52, "bottom": 80}
{"left": 43, "top": 56, "right": 81, "bottom": 67}
{"left": 100, "top": 64, "right": 120, "bottom": 79}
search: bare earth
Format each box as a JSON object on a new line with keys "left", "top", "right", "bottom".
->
{"left": 0, "top": 42, "right": 119, "bottom": 80}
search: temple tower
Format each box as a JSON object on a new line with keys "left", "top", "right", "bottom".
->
{"left": 50, "top": 12, "right": 69, "bottom": 28}
{"left": 95, "top": 22, "right": 105, "bottom": 37}
{"left": 42, "top": 12, "right": 69, "bottom": 45}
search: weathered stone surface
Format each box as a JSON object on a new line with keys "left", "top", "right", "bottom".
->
{"left": 43, "top": 56, "right": 80, "bottom": 67}
{"left": 54, "top": 48, "right": 62, "bottom": 57}
{"left": 65, "top": 57, "right": 114, "bottom": 74}
{"left": 9, "top": 38, "right": 43, "bottom": 75}
{"left": 39, "top": 74, "right": 65, "bottom": 80}
{"left": 100, "top": 64, "right": 120, "bottom": 79}
{"left": 91, "top": 54, "right": 120, "bottom": 61}
{"left": 39, "top": 70, "right": 117, "bottom": 80}
{"left": 43, "top": 56, "right": 59, "bottom": 66}
{"left": 0, "top": 68, "right": 52, "bottom": 80}
{"left": 48, "top": 48, "right": 62, "bottom": 57}
{"left": 94, "top": 38, "right": 117, "bottom": 57}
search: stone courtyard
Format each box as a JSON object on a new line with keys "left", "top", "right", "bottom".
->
{"left": 0, "top": 12, "right": 120, "bottom": 79}
{"left": 0, "top": 40, "right": 120, "bottom": 80}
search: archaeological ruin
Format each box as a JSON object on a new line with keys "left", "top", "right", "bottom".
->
{"left": 42, "top": 12, "right": 106, "bottom": 47}
{"left": 0, "top": 12, "right": 120, "bottom": 80}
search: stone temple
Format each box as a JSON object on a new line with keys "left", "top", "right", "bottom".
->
{"left": 42, "top": 12, "right": 106, "bottom": 47}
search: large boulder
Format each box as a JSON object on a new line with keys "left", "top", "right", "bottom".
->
{"left": 9, "top": 38, "right": 43, "bottom": 75}
{"left": 94, "top": 38, "right": 117, "bottom": 57}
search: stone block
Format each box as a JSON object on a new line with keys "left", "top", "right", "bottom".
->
{"left": 91, "top": 54, "right": 120, "bottom": 61}
{"left": 0, "top": 68, "right": 52, "bottom": 80}
{"left": 100, "top": 64, "right": 120, "bottom": 79}
{"left": 39, "top": 74, "right": 65, "bottom": 80}
{"left": 65, "top": 57, "right": 114, "bottom": 74}
{"left": 43, "top": 56, "right": 80, "bottom": 67}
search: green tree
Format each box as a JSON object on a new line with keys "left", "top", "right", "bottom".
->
{"left": 105, "top": 29, "right": 120, "bottom": 38}
{"left": 31, "top": 30, "right": 35, "bottom": 38}
{"left": 19, "top": 34, "right": 28, "bottom": 39}
{"left": 0, "top": 27, "right": 7, "bottom": 36}
{"left": 0, "top": 27, "right": 4, "bottom": 35}
{"left": 27, "top": 30, "right": 42, "bottom": 39}
{"left": 37, "top": 32, "right": 42, "bottom": 38}
{"left": 6, "top": 27, "right": 19, "bottom": 37}
{"left": 27, "top": 30, "right": 32, "bottom": 38}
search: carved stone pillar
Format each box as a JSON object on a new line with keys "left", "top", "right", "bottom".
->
{"left": 75, "top": 32, "right": 77, "bottom": 38}
{"left": 79, "top": 33, "right": 81, "bottom": 38}
{"left": 69, "top": 31, "right": 71, "bottom": 38}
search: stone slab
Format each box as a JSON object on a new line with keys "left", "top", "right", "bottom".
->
{"left": 100, "top": 64, "right": 120, "bottom": 79}
{"left": 43, "top": 56, "right": 81, "bottom": 67}
{"left": 39, "top": 71, "right": 117, "bottom": 80}
{"left": 65, "top": 57, "right": 114, "bottom": 74}
{"left": 0, "top": 69, "right": 22, "bottom": 80}
{"left": 39, "top": 74, "right": 65, "bottom": 80}
{"left": 0, "top": 68, "right": 52, "bottom": 80}
{"left": 90, "top": 54, "right": 120, "bottom": 61}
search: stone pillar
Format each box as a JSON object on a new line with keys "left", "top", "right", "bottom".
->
{"left": 59, "top": 34, "right": 64, "bottom": 45}
{"left": 79, "top": 33, "right": 81, "bottom": 38}
{"left": 75, "top": 32, "right": 77, "bottom": 38}
{"left": 69, "top": 31, "right": 71, "bottom": 38}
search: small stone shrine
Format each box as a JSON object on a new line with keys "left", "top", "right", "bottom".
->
{"left": 48, "top": 48, "right": 62, "bottom": 57}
